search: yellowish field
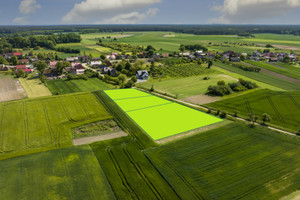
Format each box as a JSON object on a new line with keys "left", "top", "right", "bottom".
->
{"left": 19, "top": 78, "right": 52, "bottom": 98}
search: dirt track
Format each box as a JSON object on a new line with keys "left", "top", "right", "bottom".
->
{"left": 73, "top": 131, "right": 128, "bottom": 146}
{"left": 0, "top": 78, "right": 26, "bottom": 102}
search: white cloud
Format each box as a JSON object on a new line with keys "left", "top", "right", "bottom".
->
{"left": 95, "top": 8, "right": 158, "bottom": 24}
{"left": 13, "top": 17, "right": 28, "bottom": 25}
{"left": 211, "top": 0, "right": 300, "bottom": 24}
{"left": 19, "top": 0, "right": 41, "bottom": 15}
{"left": 62, "top": 0, "right": 161, "bottom": 24}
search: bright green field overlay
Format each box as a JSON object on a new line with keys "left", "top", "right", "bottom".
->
{"left": 104, "top": 89, "right": 223, "bottom": 140}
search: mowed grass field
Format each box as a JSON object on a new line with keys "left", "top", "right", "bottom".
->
{"left": 46, "top": 78, "right": 113, "bottom": 95}
{"left": 19, "top": 78, "right": 52, "bottom": 98}
{"left": 0, "top": 92, "right": 112, "bottom": 160}
{"left": 104, "top": 89, "right": 223, "bottom": 140}
{"left": 0, "top": 145, "right": 116, "bottom": 200}
{"left": 207, "top": 89, "right": 300, "bottom": 131}
{"left": 145, "top": 123, "right": 300, "bottom": 200}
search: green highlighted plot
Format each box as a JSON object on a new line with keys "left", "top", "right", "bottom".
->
{"left": 105, "top": 89, "right": 223, "bottom": 140}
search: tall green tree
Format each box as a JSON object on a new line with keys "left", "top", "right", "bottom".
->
{"left": 0, "top": 56, "right": 8, "bottom": 65}
{"left": 35, "top": 61, "right": 48, "bottom": 75}
{"left": 10, "top": 55, "right": 18, "bottom": 65}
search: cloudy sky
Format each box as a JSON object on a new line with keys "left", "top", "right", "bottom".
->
{"left": 1, "top": 0, "right": 300, "bottom": 25}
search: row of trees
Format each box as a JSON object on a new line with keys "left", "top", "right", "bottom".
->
{"left": 179, "top": 44, "right": 208, "bottom": 52}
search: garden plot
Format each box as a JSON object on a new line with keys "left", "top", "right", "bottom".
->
{"left": 104, "top": 89, "right": 223, "bottom": 140}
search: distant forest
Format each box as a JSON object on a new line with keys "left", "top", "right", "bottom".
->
{"left": 1, "top": 25, "right": 300, "bottom": 36}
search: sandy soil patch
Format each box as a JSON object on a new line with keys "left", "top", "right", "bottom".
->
{"left": 114, "top": 34, "right": 133, "bottom": 39}
{"left": 73, "top": 131, "right": 128, "bottom": 146}
{"left": 163, "top": 34, "right": 175, "bottom": 38}
{"left": 0, "top": 78, "right": 26, "bottom": 102}
{"left": 182, "top": 94, "right": 221, "bottom": 105}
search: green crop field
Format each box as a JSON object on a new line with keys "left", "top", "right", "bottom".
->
{"left": 145, "top": 123, "right": 300, "bottom": 200}
{"left": 207, "top": 89, "right": 300, "bottom": 131}
{"left": 91, "top": 137, "right": 180, "bottom": 200}
{"left": 19, "top": 77, "right": 52, "bottom": 98}
{"left": 0, "top": 92, "right": 112, "bottom": 160}
{"left": 104, "top": 89, "right": 223, "bottom": 140}
{"left": 245, "top": 61, "right": 300, "bottom": 80}
{"left": 214, "top": 62, "right": 300, "bottom": 90}
{"left": 0, "top": 145, "right": 116, "bottom": 200}
{"left": 46, "top": 78, "right": 113, "bottom": 95}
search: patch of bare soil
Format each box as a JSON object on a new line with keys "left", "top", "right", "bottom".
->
{"left": 114, "top": 34, "right": 132, "bottom": 39}
{"left": 73, "top": 131, "right": 128, "bottom": 146}
{"left": 163, "top": 34, "right": 175, "bottom": 38}
{"left": 273, "top": 45, "right": 300, "bottom": 51}
{"left": 182, "top": 94, "right": 221, "bottom": 105}
{"left": 0, "top": 78, "right": 26, "bottom": 102}
{"left": 261, "top": 68, "right": 300, "bottom": 84}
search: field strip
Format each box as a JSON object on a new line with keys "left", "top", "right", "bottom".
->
{"left": 0, "top": 104, "right": 5, "bottom": 152}
{"left": 41, "top": 100, "right": 55, "bottom": 144}
{"left": 106, "top": 148, "right": 139, "bottom": 199}
{"left": 122, "top": 144, "right": 163, "bottom": 199}
{"left": 23, "top": 101, "right": 29, "bottom": 147}
{"left": 126, "top": 102, "right": 174, "bottom": 113}
{"left": 73, "top": 132, "right": 127, "bottom": 146}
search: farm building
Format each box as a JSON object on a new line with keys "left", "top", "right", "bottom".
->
{"left": 136, "top": 70, "right": 149, "bottom": 80}
{"left": 90, "top": 61, "right": 102, "bottom": 66}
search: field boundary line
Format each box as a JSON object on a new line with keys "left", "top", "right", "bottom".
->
{"left": 114, "top": 95, "right": 152, "bottom": 101}
{"left": 244, "top": 98, "right": 253, "bottom": 114}
{"left": 122, "top": 144, "right": 164, "bottom": 200}
{"left": 289, "top": 95, "right": 300, "bottom": 110}
{"left": 75, "top": 95, "right": 90, "bottom": 118}
{"left": 126, "top": 102, "right": 174, "bottom": 113}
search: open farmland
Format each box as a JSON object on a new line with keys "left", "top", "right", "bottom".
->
{"left": 0, "top": 92, "right": 112, "bottom": 160}
{"left": 207, "top": 89, "right": 300, "bottom": 131}
{"left": 104, "top": 89, "right": 223, "bottom": 140}
{"left": 91, "top": 137, "right": 180, "bottom": 200}
{"left": 46, "top": 78, "right": 113, "bottom": 95}
{"left": 214, "top": 62, "right": 300, "bottom": 90}
{"left": 0, "top": 78, "right": 26, "bottom": 102}
{"left": 145, "top": 123, "right": 300, "bottom": 200}
{"left": 19, "top": 78, "right": 52, "bottom": 98}
{"left": 0, "top": 145, "right": 116, "bottom": 200}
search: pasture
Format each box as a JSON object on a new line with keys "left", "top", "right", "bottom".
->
{"left": 46, "top": 78, "right": 113, "bottom": 95}
{"left": 207, "top": 89, "right": 300, "bottom": 131}
{"left": 0, "top": 77, "right": 26, "bottom": 102}
{"left": 145, "top": 123, "right": 300, "bottom": 200}
{"left": 104, "top": 89, "right": 223, "bottom": 140}
{"left": 0, "top": 92, "right": 112, "bottom": 160}
{"left": 19, "top": 77, "right": 52, "bottom": 98}
{"left": 0, "top": 145, "right": 116, "bottom": 200}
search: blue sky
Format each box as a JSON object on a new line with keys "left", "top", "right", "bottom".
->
{"left": 1, "top": 0, "right": 300, "bottom": 25}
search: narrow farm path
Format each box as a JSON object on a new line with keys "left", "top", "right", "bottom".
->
{"left": 73, "top": 131, "right": 128, "bottom": 146}
{"left": 137, "top": 88, "right": 297, "bottom": 137}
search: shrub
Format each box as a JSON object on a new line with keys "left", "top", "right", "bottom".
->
{"left": 220, "top": 111, "right": 227, "bottom": 118}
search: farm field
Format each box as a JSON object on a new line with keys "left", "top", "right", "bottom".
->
{"left": 104, "top": 89, "right": 223, "bottom": 140}
{"left": 214, "top": 62, "right": 300, "bottom": 90}
{"left": 0, "top": 77, "right": 26, "bottom": 102}
{"left": 0, "top": 92, "right": 112, "bottom": 160}
{"left": 19, "top": 77, "right": 52, "bottom": 98}
{"left": 145, "top": 123, "right": 300, "bottom": 200}
{"left": 244, "top": 60, "right": 300, "bottom": 80}
{"left": 46, "top": 78, "right": 113, "bottom": 95}
{"left": 0, "top": 145, "right": 116, "bottom": 200}
{"left": 207, "top": 89, "right": 300, "bottom": 131}
{"left": 91, "top": 137, "right": 180, "bottom": 200}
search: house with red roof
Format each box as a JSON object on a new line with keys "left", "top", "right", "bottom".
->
{"left": 16, "top": 65, "right": 26, "bottom": 70}
{"left": 13, "top": 52, "right": 22, "bottom": 57}
{"left": 24, "top": 69, "right": 32, "bottom": 73}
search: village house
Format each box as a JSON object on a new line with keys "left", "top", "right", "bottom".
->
{"left": 90, "top": 61, "right": 102, "bottom": 67}
{"left": 49, "top": 61, "right": 58, "bottom": 68}
{"left": 136, "top": 70, "right": 149, "bottom": 80}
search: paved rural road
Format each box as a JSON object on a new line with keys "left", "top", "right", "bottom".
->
{"left": 82, "top": 63, "right": 105, "bottom": 77}
{"left": 138, "top": 88, "right": 297, "bottom": 137}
